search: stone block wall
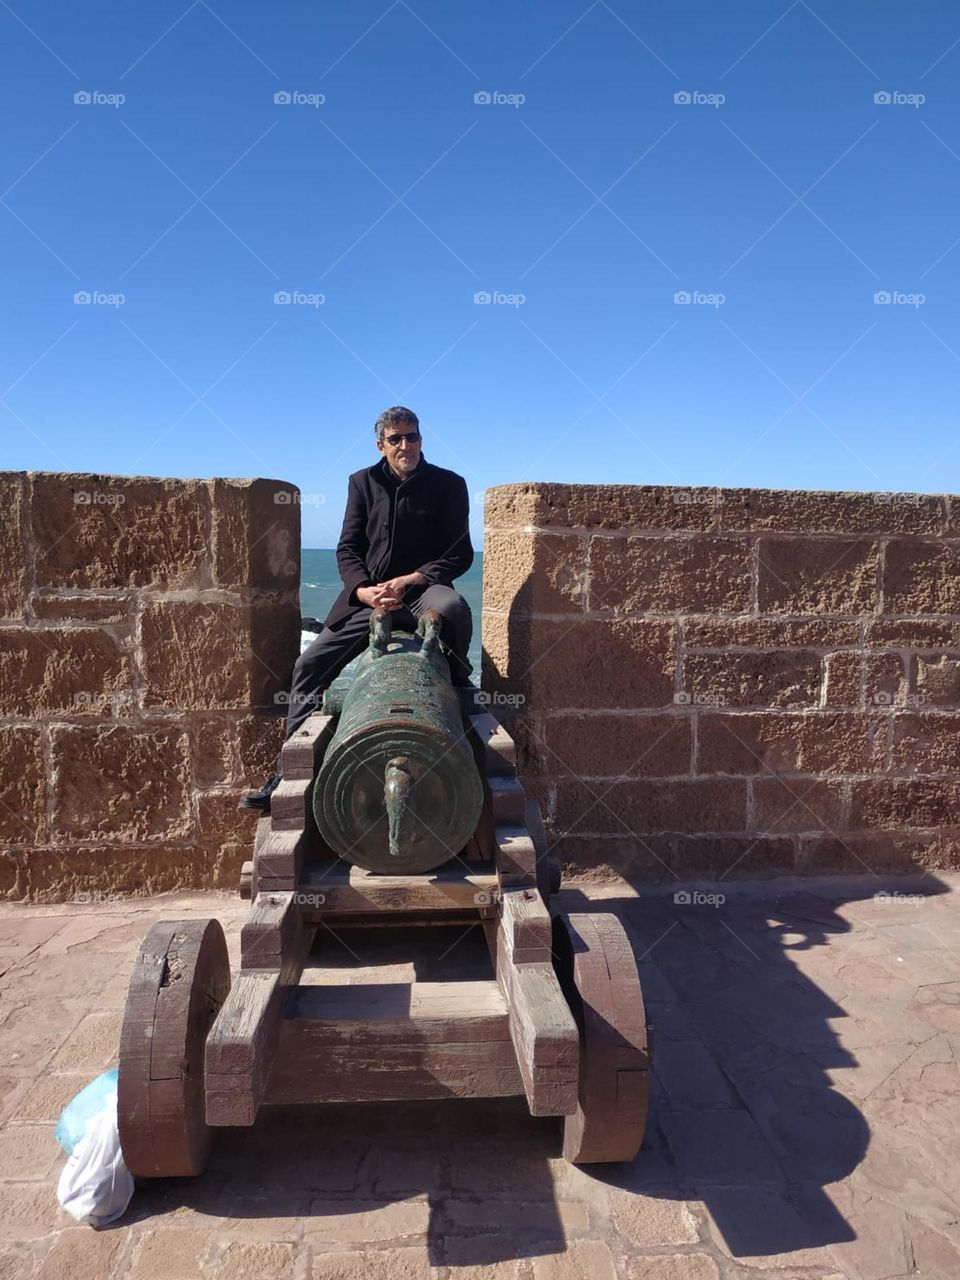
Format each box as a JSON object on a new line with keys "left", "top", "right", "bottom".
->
{"left": 0, "top": 472, "right": 300, "bottom": 901}
{"left": 482, "top": 483, "right": 960, "bottom": 882}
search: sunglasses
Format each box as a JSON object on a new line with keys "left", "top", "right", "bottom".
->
{"left": 383, "top": 431, "right": 421, "bottom": 446}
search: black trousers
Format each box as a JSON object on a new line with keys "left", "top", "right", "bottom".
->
{"left": 284, "top": 584, "right": 473, "bottom": 742}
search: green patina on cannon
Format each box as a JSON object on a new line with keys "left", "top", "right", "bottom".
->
{"left": 313, "top": 608, "right": 484, "bottom": 874}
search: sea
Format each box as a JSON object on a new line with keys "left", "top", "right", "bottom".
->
{"left": 299, "top": 548, "right": 484, "bottom": 679}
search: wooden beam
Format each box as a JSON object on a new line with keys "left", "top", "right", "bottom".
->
{"left": 468, "top": 712, "right": 517, "bottom": 776}
{"left": 280, "top": 712, "right": 334, "bottom": 780}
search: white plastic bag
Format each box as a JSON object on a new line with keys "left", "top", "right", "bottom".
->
{"left": 56, "top": 1085, "right": 134, "bottom": 1227}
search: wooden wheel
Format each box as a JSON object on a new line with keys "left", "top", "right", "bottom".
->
{"left": 553, "top": 913, "right": 651, "bottom": 1163}
{"left": 118, "top": 918, "right": 230, "bottom": 1177}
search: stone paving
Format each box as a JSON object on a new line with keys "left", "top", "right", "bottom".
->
{"left": 1, "top": 874, "right": 959, "bottom": 1279}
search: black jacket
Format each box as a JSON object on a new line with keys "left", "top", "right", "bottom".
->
{"left": 323, "top": 456, "right": 473, "bottom": 629}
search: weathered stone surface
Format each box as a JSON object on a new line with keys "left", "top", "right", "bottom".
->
{"left": 867, "top": 618, "right": 957, "bottom": 647}
{"left": 915, "top": 655, "right": 960, "bottom": 707}
{"left": 850, "top": 779, "right": 960, "bottom": 829}
{"left": 484, "top": 531, "right": 587, "bottom": 616}
{"left": 609, "top": 1190, "right": 699, "bottom": 1247}
{"left": 670, "top": 834, "right": 795, "bottom": 878}
{"left": 822, "top": 650, "right": 861, "bottom": 707}
{"left": 884, "top": 539, "right": 960, "bottom": 614}
{"left": 37, "top": 1226, "right": 128, "bottom": 1280}
{"left": 482, "top": 615, "right": 677, "bottom": 710}
{"left": 142, "top": 599, "right": 297, "bottom": 710}
{"left": 0, "top": 727, "right": 45, "bottom": 843}
{"left": 696, "top": 711, "right": 887, "bottom": 775}
{"left": 890, "top": 712, "right": 960, "bottom": 774}
{"left": 758, "top": 537, "right": 880, "bottom": 614}
{"left": 683, "top": 616, "right": 860, "bottom": 648}
{"left": 191, "top": 714, "right": 238, "bottom": 786}
{"left": 30, "top": 472, "right": 211, "bottom": 589}
{"left": 551, "top": 834, "right": 677, "bottom": 881}
{"left": 30, "top": 593, "right": 129, "bottom": 623}
{"left": 533, "top": 713, "right": 692, "bottom": 777}
{"left": 0, "top": 472, "right": 27, "bottom": 620}
{"left": 753, "top": 777, "right": 847, "bottom": 833}
{"left": 682, "top": 651, "right": 821, "bottom": 709}
{"left": 0, "top": 850, "right": 25, "bottom": 900}
{"left": 0, "top": 627, "right": 131, "bottom": 716}
{"left": 588, "top": 535, "right": 751, "bottom": 614}
{"left": 127, "top": 1227, "right": 211, "bottom": 1279}
{"left": 51, "top": 724, "right": 191, "bottom": 842}
{"left": 555, "top": 777, "right": 746, "bottom": 835}
{"left": 197, "top": 791, "right": 258, "bottom": 846}
{"left": 718, "top": 487, "right": 945, "bottom": 534}
{"left": 237, "top": 713, "right": 286, "bottom": 785}
{"left": 624, "top": 1254, "right": 718, "bottom": 1280}
{"left": 864, "top": 651, "right": 906, "bottom": 707}
{"left": 22, "top": 845, "right": 212, "bottom": 901}
{"left": 485, "top": 483, "right": 721, "bottom": 531}
{"left": 213, "top": 478, "right": 299, "bottom": 590}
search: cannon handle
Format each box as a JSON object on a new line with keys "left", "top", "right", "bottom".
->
{"left": 418, "top": 608, "right": 441, "bottom": 656}
{"left": 370, "top": 608, "right": 392, "bottom": 654}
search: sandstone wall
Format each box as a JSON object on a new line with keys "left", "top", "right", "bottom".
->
{"left": 482, "top": 484, "right": 960, "bottom": 882}
{"left": 0, "top": 472, "right": 300, "bottom": 901}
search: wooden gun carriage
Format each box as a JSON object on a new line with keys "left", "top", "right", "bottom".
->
{"left": 117, "top": 611, "right": 651, "bottom": 1176}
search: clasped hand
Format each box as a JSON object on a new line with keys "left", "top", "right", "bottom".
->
{"left": 356, "top": 574, "right": 422, "bottom": 611}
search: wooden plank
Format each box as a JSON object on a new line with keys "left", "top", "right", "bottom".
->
{"left": 269, "top": 778, "right": 313, "bottom": 831}
{"left": 495, "top": 824, "right": 537, "bottom": 887}
{"left": 499, "top": 887, "right": 552, "bottom": 964}
{"left": 292, "top": 861, "right": 500, "bottom": 917}
{"left": 495, "top": 937, "right": 579, "bottom": 1117}
{"left": 489, "top": 776, "right": 525, "bottom": 826}
{"left": 280, "top": 712, "right": 334, "bottom": 780}
{"left": 468, "top": 712, "right": 517, "bottom": 776}
{"left": 240, "top": 891, "right": 305, "bottom": 979}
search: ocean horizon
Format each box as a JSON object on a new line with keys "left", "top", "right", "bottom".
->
{"left": 299, "top": 548, "right": 484, "bottom": 679}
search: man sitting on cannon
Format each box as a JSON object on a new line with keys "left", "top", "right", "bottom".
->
{"left": 240, "top": 405, "right": 474, "bottom": 813}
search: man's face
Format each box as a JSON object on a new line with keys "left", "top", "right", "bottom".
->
{"left": 377, "top": 425, "right": 422, "bottom": 475}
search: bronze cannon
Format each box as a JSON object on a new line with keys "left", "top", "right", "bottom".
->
{"left": 314, "top": 609, "right": 484, "bottom": 874}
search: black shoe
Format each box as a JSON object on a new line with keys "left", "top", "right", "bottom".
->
{"left": 239, "top": 773, "right": 283, "bottom": 813}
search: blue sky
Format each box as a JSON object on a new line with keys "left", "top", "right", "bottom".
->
{"left": 2, "top": 1, "right": 959, "bottom": 547}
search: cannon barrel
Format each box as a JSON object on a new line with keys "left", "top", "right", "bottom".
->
{"left": 313, "top": 608, "right": 484, "bottom": 874}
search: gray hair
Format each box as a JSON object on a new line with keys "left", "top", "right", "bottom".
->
{"left": 374, "top": 406, "right": 420, "bottom": 441}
